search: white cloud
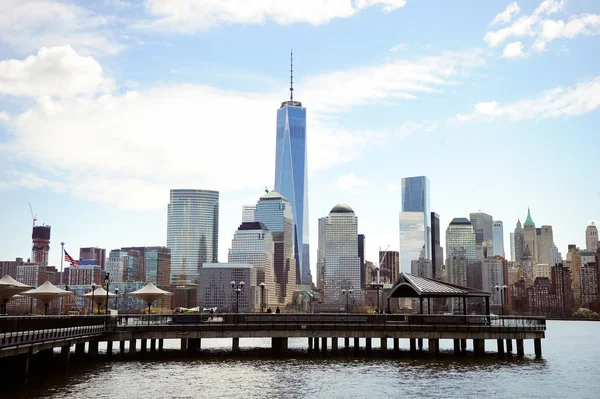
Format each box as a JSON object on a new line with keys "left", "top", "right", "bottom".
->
{"left": 336, "top": 173, "right": 369, "bottom": 190}
{"left": 0, "top": 46, "right": 114, "bottom": 98}
{"left": 389, "top": 43, "right": 407, "bottom": 52}
{"left": 453, "top": 77, "right": 600, "bottom": 122}
{"left": 0, "top": 112, "right": 8, "bottom": 121}
{"left": 387, "top": 182, "right": 399, "bottom": 192}
{"left": 140, "top": 0, "right": 407, "bottom": 32}
{"left": 490, "top": 2, "right": 521, "bottom": 26}
{"left": 0, "top": 0, "right": 124, "bottom": 56}
{"left": 0, "top": 171, "right": 67, "bottom": 192}
{"left": 484, "top": 0, "right": 600, "bottom": 54}
{"left": 502, "top": 41, "right": 526, "bottom": 58}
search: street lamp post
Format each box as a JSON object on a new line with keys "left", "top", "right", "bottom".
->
{"left": 104, "top": 272, "right": 110, "bottom": 315}
{"left": 115, "top": 288, "right": 120, "bottom": 312}
{"left": 495, "top": 284, "right": 508, "bottom": 317}
{"left": 259, "top": 282, "right": 265, "bottom": 313}
{"left": 90, "top": 282, "right": 97, "bottom": 315}
{"left": 231, "top": 281, "right": 245, "bottom": 313}
{"left": 341, "top": 289, "right": 353, "bottom": 314}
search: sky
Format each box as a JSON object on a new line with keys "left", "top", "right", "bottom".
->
{"left": 0, "top": 0, "right": 599, "bottom": 280}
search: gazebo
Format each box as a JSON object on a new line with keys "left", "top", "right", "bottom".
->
{"left": 0, "top": 275, "right": 33, "bottom": 315}
{"left": 82, "top": 286, "right": 118, "bottom": 314}
{"left": 22, "top": 281, "right": 74, "bottom": 315}
{"left": 387, "top": 272, "right": 492, "bottom": 315}
{"left": 127, "top": 282, "right": 173, "bottom": 316}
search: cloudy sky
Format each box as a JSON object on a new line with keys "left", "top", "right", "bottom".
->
{"left": 0, "top": 0, "right": 598, "bottom": 277}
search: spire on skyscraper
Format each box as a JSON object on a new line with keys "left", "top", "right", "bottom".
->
{"left": 524, "top": 207, "right": 535, "bottom": 227}
{"left": 290, "top": 50, "right": 294, "bottom": 101}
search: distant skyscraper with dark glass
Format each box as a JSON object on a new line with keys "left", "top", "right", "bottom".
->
{"left": 399, "top": 176, "right": 431, "bottom": 274}
{"left": 274, "top": 52, "right": 310, "bottom": 286}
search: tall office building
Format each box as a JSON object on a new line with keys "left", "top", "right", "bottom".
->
{"left": 469, "top": 212, "right": 493, "bottom": 246}
{"left": 79, "top": 247, "right": 106, "bottom": 270}
{"left": 316, "top": 217, "right": 326, "bottom": 291}
{"left": 446, "top": 218, "right": 477, "bottom": 288}
{"left": 31, "top": 225, "right": 51, "bottom": 266}
{"left": 514, "top": 219, "right": 524, "bottom": 263}
{"left": 358, "top": 234, "right": 366, "bottom": 288}
{"left": 538, "top": 226, "right": 554, "bottom": 265}
{"left": 379, "top": 250, "right": 400, "bottom": 284}
{"left": 106, "top": 250, "right": 127, "bottom": 282}
{"left": 322, "top": 204, "right": 363, "bottom": 305}
{"left": 523, "top": 208, "right": 538, "bottom": 264}
{"left": 228, "top": 221, "right": 276, "bottom": 308}
{"left": 510, "top": 232, "right": 516, "bottom": 262}
{"left": 399, "top": 176, "right": 431, "bottom": 273}
{"left": 431, "top": 212, "right": 442, "bottom": 280}
{"left": 167, "top": 189, "right": 219, "bottom": 285}
{"left": 492, "top": 221, "right": 505, "bottom": 258}
{"left": 274, "top": 53, "right": 310, "bottom": 286}
{"left": 586, "top": 222, "right": 599, "bottom": 251}
{"left": 241, "top": 205, "right": 256, "bottom": 223}
{"left": 254, "top": 191, "right": 296, "bottom": 304}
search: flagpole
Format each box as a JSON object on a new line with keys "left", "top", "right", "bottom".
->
{"left": 61, "top": 242, "right": 65, "bottom": 315}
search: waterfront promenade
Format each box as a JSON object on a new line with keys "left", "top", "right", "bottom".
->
{"left": 0, "top": 313, "right": 546, "bottom": 383}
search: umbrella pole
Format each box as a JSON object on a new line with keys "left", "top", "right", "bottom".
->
{"left": 148, "top": 303, "right": 151, "bottom": 325}
{"left": 44, "top": 303, "right": 49, "bottom": 316}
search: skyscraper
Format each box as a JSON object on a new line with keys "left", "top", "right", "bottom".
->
{"left": 492, "top": 220, "right": 505, "bottom": 258}
{"left": 167, "top": 189, "right": 219, "bottom": 285}
{"left": 358, "top": 234, "right": 366, "bottom": 288}
{"left": 317, "top": 217, "right": 326, "bottom": 291}
{"left": 241, "top": 205, "right": 256, "bottom": 223}
{"left": 79, "top": 247, "right": 106, "bottom": 270}
{"left": 322, "top": 204, "right": 363, "bottom": 306}
{"left": 586, "top": 222, "right": 599, "bottom": 251}
{"left": 470, "top": 212, "right": 493, "bottom": 246}
{"left": 523, "top": 208, "right": 537, "bottom": 264}
{"left": 399, "top": 176, "right": 431, "bottom": 273}
{"left": 274, "top": 53, "right": 310, "bottom": 286}
{"left": 228, "top": 221, "right": 276, "bottom": 308}
{"left": 431, "top": 212, "right": 443, "bottom": 280}
{"left": 510, "top": 232, "right": 516, "bottom": 262}
{"left": 514, "top": 219, "right": 524, "bottom": 263}
{"left": 254, "top": 191, "right": 296, "bottom": 304}
{"left": 31, "top": 225, "right": 51, "bottom": 266}
{"left": 445, "top": 218, "right": 477, "bottom": 286}
{"left": 538, "top": 226, "right": 554, "bottom": 265}
{"left": 379, "top": 250, "right": 399, "bottom": 283}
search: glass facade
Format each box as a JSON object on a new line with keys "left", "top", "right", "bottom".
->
{"left": 399, "top": 176, "right": 431, "bottom": 273}
{"left": 470, "top": 212, "right": 494, "bottom": 246}
{"left": 322, "top": 205, "right": 364, "bottom": 305}
{"left": 492, "top": 220, "right": 505, "bottom": 258}
{"left": 167, "top": 189, "right": 219, "bottom": 285}
{"left": 228, "top": 222, "right": 276, "bottom": 308}
{"left": 446, "top": 218, "right": 477, "bottom": 263}
{"left": 275, "top": 102, "right": 310, "bottom": 286}
{"left": 198, "top": 264, "right": 254, "bottom": 313}
{"left": 254, "top": 191, "right": 296, "bottom": 304}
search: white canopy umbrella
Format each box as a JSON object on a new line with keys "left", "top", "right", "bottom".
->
{"left": 22, "top": 281, "right": 74, "bottom": 315}
{"left": 82, "top": 286, "right": 118, "bottom": 313}
{"left": 127, "top": 283, "right": 173, "bottom": 316}
{"left": 0, "top": 275, "right": 33, "bottom": 315}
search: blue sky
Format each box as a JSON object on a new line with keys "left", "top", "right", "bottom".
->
{"left": 0, "top": 0, "right": 599, "bottom": 278}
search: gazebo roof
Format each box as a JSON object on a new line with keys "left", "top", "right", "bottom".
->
{"left": 127, "top": 282, "right": 173, "bottom": 304}
{"left": 388, "top": 272, "right": 491, "bottom": 298}
{"left": 0, "top": 275, "right": 33, "bottom": 301}
{"left": 22, "top": 281, "right": 73, "bottom": 304}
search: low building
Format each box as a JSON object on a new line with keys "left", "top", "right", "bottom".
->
{"left": 198, "top": 263, "right": 255, "bottom": 312}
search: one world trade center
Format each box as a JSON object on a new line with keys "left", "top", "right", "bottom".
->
{"left": 274, "top": 52, "right": 310, "bottom": 286}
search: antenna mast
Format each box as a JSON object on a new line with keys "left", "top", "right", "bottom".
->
{"left": 290, "top": 50, "right": 294, "bottom": 101}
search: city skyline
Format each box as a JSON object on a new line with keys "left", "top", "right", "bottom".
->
{"left": 0, "top": 0, "right": 599, "bottom": 279}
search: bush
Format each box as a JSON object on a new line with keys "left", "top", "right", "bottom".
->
{"left": 573, "top": 308, "right": 599, "bottom": 319}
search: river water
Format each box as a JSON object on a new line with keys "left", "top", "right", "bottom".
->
{"left": 8, "top": 320, "right": 600, "bottom": 398}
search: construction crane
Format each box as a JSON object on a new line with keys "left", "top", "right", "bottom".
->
{"left": 28, "top": 202, "right": 37, "bottom": 227}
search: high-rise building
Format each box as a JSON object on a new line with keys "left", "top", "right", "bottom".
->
{"left": 79, "top": 247, "right": 106, "bottom": 270}
{"left": 379, "top": 250, "right": 399, "bottom": 284}
{"left": 445, "top": 218, "right": 476, "bottom": 292}
{"left": 228, "top": 221, "right": 276, "bottom": 308}
{"left": 119, "top": 246, "right": 170, "bottom": 285}
{"left": 399, "top": 176, "right": 431, "bottom": 273}
{"left": 274, "top": 55, "right": 310, "bottom": 286}
{"left": 523, "top": 208, "right": 537, "bottom": 264}
{"left": 510, "top": 232, "right": 516, "bottom": 262}
{"left": 358, "top": 234, "right": 366, "bottom": 288}
{"left": 537, "top": 226, "right": 554, "bottom": 265}
{"left": 254, "top": 191, "right": 296, "bottom": 304}
{"left": 316, "top": 217, "right": 326, "bottom": 291}
{"left": 514, "top": 219, "right": 524, "bottom": 264}
{"left": 470, "top": 212, "right": 493, "bottom": 247}
{"left": 321, "top": 204, "right": 363, "bottom": 306}
{"left": 241, "top": 205, "right": 256, "bottom": 223}
{"left": 566, "top": 245, "right": 582, "bottom": 309}
{"left": 106, "top": 250, "right": 128, "bottom": 282}
{"left": 467, "top": 258, "right": 505, "bottom": 306}
{"left": 492, "top": 221, "right": 505, "bottom": 258}
{"left": 586, "top": 222, "right": 599, "bottom": 251}
{"left": 580, "top": 263, "right": 598, "bottom": 306}
{"left": 31, "top": 225, "right": 51, "bottom": 266}
{"left": 431, "top": 212, "right": 442, "bottom": 280}
{"left": 167, "top": 189, "right": 219, "bottom": 285}
{"left": 551, "top": 264, "right": 574, "bottom": 316}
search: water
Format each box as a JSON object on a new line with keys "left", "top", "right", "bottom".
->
{"left": 8, "top": 320, "right": 600, "bottom": 398}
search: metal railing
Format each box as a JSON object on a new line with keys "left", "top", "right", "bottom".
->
{"left": 0, "top": 315, "right": 107, "bottom": 349}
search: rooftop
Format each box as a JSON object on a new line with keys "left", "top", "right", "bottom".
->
{"left": 330, "top": 204, "right": 354, "bottom": 213}
{"left": 449, "top": 217, "right": 471, "bottom": 225}
{"left": 260, "top": 190, "right": 287, "bottom": 201}
{"left": 389, "top": 272, "right": 491, "bottom": 298}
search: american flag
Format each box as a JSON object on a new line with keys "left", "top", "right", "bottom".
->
{"left": 64, "top": 250, "right": 79, "bottom": 269}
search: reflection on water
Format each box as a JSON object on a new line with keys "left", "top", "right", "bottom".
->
{"left": 7, "top": 321, "right": 600, "bottom": 399}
